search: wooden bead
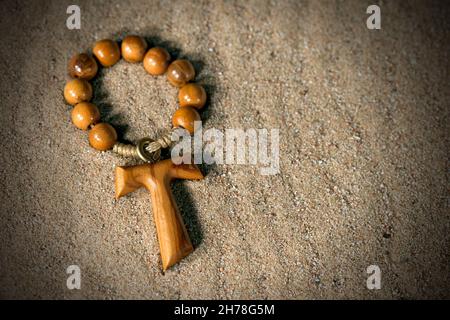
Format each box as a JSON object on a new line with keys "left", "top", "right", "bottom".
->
{"left": 178, "top": 83, "right": 206, "bottom": 109}
{"left": 172, "top": 107, "right": 201, "bottom": 135}
{"left": 93, "top": 39, "right": 120, "bottom": 67}
{"left": 167, "top": 59, "right": 195, "bottom": 87}
{"left": 143, "top": 47, "right": 171, "bottom": 75}
{"left": 68, "top": 53, "right": 98, "bottom": 80}
{"left": 64, "top": 79, "right": 93, "bottom": 105}
{"left": 88, "top": 123, "right": 118, "bottom": 151}
{"left": 71, "top": 102, "right": 100, "bottom": 130}
{"left": 121, "top": 35, "right": 147, "bottom": 63}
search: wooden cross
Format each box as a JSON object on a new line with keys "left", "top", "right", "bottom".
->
{"left": 115, "top": 159, "right": 203, "bottom": 271}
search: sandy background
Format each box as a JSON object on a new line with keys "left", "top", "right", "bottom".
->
{"left": 0, "top": 0, "right": 449, "bottom": 299}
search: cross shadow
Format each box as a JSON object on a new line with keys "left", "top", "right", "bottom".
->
{"left": 172, "top": 181, "right": 203, "bottom": 248}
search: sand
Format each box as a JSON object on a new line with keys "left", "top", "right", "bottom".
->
{"left": 0, "top": 0, "right": 449, "bottom": 299}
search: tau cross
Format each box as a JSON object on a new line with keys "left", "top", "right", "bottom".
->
{"left": 115, "top": 159, "right": 203, "bottom": 270}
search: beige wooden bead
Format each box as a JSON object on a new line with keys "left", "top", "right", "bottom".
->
{"left": 172, "top": 107, "right": 201, "bottom": 135}
{"left": 89, "top": 123, "right": 118, "bottom": 151}
{"left": 93, "top": 39, "right": 121, "bottom": 67}
{"left": 64, "top": 79, "right": 93, "bottom": 105}
{"left": 167, "top": 59, "right": 195, "bottom": 87}
{"left": 68, "top": 53, "right": 98, "bottom": 80}
{"left": 178, "top": 83, "right": 206, "bottom": 109}
{"left": 143, "top": 47, "right": 171, "bottom": 75}
{"left": 71, "top": 102, "right": 100, "bottom": 130}
{"left": 121, "top": 35, "right": 147, "bottom": 63}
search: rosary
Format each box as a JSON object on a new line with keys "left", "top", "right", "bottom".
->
{"left": 63, "top": 36, "right": 206, "bottom": 271}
